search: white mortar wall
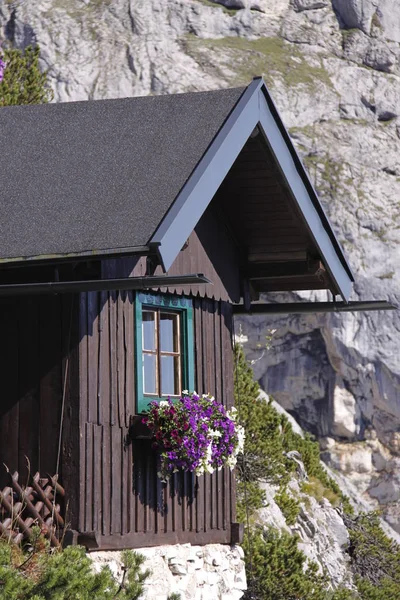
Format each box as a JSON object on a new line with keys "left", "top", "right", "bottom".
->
{"left": 91, "top": 543, "right": 247, "bottom": 600}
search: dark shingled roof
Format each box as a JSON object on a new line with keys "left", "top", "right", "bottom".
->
{"left": 0, "top": 87, "right": 244, "bottom": 261}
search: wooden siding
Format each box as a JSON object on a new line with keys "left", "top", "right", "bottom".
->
{"left": 0, "top": 295, "right": 77, "bottom": 495}
{"left": 78, "top": 291, "right": 236, "bottom": 548}
{"left": 100, "top": 206, "right": 241, "bottom": 304}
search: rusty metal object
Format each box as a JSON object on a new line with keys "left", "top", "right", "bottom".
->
{"left": 0, "top": 470, "right": 65, "bottom": 547}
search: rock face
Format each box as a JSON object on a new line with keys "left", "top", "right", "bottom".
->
{"left": 257, "top": 476, "right": 354, "bottom": 589}
{"left": 0, "top": 0, "right": 399, "bottom": 532}
{"left": 90, "top": 543, "right": 246, "bottom": 600}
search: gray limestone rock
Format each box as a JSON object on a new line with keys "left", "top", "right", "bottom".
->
{"left": 293, "top": 0, "right": 329, "bottom": 11}
{"left": 333, "top": 0, "right": 400, "bottom": 43}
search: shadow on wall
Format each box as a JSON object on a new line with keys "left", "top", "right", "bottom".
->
{"left": 131, "top": 439, "right": 196, "bottom": 516}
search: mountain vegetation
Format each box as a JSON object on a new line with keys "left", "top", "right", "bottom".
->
{"left": 235, "top": 345, "right": 400, "bottom": 600}
{"left": 0, "top": 45, "right": 53, "bottom": 106}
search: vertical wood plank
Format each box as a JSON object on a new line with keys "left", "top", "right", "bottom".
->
{"left": 133, "top": 442, "right": 145, "bottom": 533}
{"left": 111, "top": 426, "right": 122, "bottom": 534}
{"left": 216, "top": 301, "right": 224, "bottom": 530}
{"left": 193, "top": 300, "right": 204, "bottom": 534}
{"left": 155, "top": 458, "right": 163, "bottom": 535}
{"left": 124, "top": 292, "right": 134, "bottom": 423}
{"left": 194, "top": 297, "right": 203, "bottom": 393}
{"left": 117, "top": 292, "right": 126, "bottom": 427}
{"left": 87, "top": 293, "right": 99, "bottom": 424}
{"left": 121, "top": 427, "right": 130, "bottom": 535}
{"left": 79, "top": 293, "right": 88, "bottom": 531}
{"left": 164, "top": 479, "right": 173, "bottom": 534}
{"left": 79, "top": 293, "right": 89, "bottom": 424}
{"left": 109, "top": 292, "right": 117, "bottom": 426}
{"left": 85, "top": 422, "right": 93, "bottom": 531}
{"left": 145, "top": 450, "right": 152, "bottom": 533}
{"left": 0, "top": 300, "right": 19, "bottom": 486}
{"left": 61, "top": 294, "right": 82, "bottom": 530}
{"left": 92, "top": 424, "right": 103, "bottom": 533}
{"left": 98, "top": 291, "right": 110, "bottom": 425}
{"left": 203, "top": 473, "right": 210, "bottom": 533}
{"left": 102, "top": 425, "right": 111, "bottom": 536}
{"left": 18, "top": 297, "right": 40, "bottom": 483}
{"left": 221, "top": 301, "right": 231, "bottom": 531}
{"left": 201, "top": 299, "right": 209, "bottom": 394}
{"left": 39, "top": 296, "right": 62, "bottom": 476}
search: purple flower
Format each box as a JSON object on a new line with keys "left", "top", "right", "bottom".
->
{"left": 144, "top": 392, "right": 242, "bottom": 481}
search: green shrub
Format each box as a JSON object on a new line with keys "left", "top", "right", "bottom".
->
{"left": 0, "top": 45, "right": 53, "bottom": 106}
{"left": 234, "top": 345, "right": 351, "bottom": 517}
{"left": 0, "top": 529, "right": 150, "bottom": 599}
{"left": 274, "top": 488, "right": 300, "bottom": 526}
{"left": 243, "top": 527, "right": 328, "bottom": 600}
{"left": 344, "top": 512, "right": 400, "bottom": 598}
{"left": 234, "top": 345, "right": 400, "bottom": 599}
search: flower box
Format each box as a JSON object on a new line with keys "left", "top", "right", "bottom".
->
{"left": 141, "top": 392, "right": 245, "bottom": 481}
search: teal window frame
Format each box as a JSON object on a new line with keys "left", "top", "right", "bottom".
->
{"left": 135, "top": 292, "right": 195, "bottom": 413}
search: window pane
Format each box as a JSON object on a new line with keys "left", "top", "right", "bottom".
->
{"left": 161, "top": 355, "right": 180, "bottom": 396}
{"left": 160, "top": 312, "right": 179, "bottom": 352}
{"left": 142, "top": 311, "right": 156, "bottom": 351}
{"left": 143, "top": 353, "right": 157, "bottom": 394}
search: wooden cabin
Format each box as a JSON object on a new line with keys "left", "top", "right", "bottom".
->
{"left": 0, "top": 78, "right": 354, "bottom": 550}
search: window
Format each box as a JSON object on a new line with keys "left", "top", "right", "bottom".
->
{"left": 135, "top": 293, "right": 195, "bottom": 413}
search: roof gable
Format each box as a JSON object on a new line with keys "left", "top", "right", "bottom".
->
{"left": 149, "top": 78, "right": 354, "bottom": 300}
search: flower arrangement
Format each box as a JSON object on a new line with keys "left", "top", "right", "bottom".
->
{"left": 142, "top": 392, "right": 245, "bottom": 481}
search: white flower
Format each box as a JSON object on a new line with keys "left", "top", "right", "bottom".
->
{"left": 206, "top": 442, "right": 213, "bottom": 459}
{"left": 226, "top": 455, "right": 237, "bottom": 470}
{"left": 236, "top": 426, "right": 245, "bottom": 454}
{"left": 205, "top": 463, "right": 214, "bottom": 474}
{"left": 182, "top": 390, "right": 189, "bottom": 395}
{"left": 227, "top": 406, "right": 238, "bottom": 421}
{"left": 209, "top": 429, "right": 222, "bottom": 438}
{"left": 159, "top": 400, "right": 169, "bottom": 408}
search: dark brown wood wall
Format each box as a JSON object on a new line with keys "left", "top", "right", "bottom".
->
{"left": 78, "top": 291, "right": 236, "bottom": 549}
{"left": 0, "top": 294, "right": 78, "bottom": 495}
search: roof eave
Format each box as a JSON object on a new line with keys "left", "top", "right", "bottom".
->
{"left": 0, "top": 244, "right": 153, "bottom": 269}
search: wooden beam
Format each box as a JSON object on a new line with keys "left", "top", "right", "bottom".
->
{"left": 247, "top": 260, "right": 325, "bottom": 281}
{"left": 248, "top": 251, "right": 308, "bottom": 263}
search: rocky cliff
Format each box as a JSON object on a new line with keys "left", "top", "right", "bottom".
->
{"left": 1, "top": 0, "right": 399, "bottom": 533}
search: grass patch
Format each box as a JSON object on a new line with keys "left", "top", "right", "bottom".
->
{"left": 183, "top": 35, "right": 334, "bottom": 90}
{"left": 301, "top": 476, "right": 341, "bottom": 508}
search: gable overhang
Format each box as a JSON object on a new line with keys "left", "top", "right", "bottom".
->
{"left": 149, "top": 78, "right": 354, "bottom": 301}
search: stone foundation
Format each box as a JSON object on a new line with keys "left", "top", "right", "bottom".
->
{"left": 90, "top": 543, "right": 247, "bottom": 600}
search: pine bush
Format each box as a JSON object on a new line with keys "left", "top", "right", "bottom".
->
{"left": 243, "top": 527, "right": 328, "bottom": 600}
{"left": 0, "top": 530, "right": 150, "bottom": 600}
{"left": 234, "top": 344, "right": 400, "bottom": 600}
{"left": 0, "top": 45, "right": 53, "bottom": 106}
{"left": 234, "top": 345, "right": 349, "bottom": 517}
